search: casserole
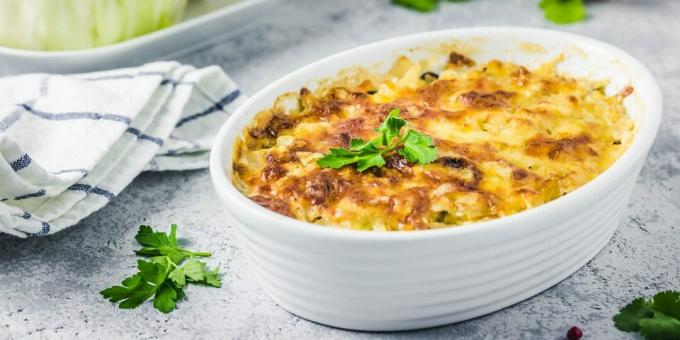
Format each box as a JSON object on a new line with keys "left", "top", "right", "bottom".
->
{"left": 210, "top": 27, "right": 662, "bottom": 331}
{"left": 230, "top": 53, "right": 635, "bottom": 231}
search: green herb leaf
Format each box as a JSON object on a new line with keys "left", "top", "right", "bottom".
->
{"left": 639, "top": 312, "right": 680, "bottom": 340}
{"left": 350, "top": 138, "right": 381, "bottom": 153}
{"left": 652, "top": 291, "right": 680, "bottom": 320}
{"left": 614, "top": 291, "right": 680, "bottom": 339}
{"left": 356, "top": 153, "right": 387, "bottom": 172}
{"left": 201, "top": 264, "right": 222, "bottom": 288}
{"left": 100, "top": 260, "right": 167, "bottom": 310}
{"left": 317, "top": 108, "right": 437, "bottom": 172}
{"left": 398, "top": 130, "right": 437, "bottom": 164}
{"left": 137, "top": 259, "right": 166, "bottom": 285}
{"left": 168, "top": 257, "right": 206, "bottom": 288}
{"left": 101, "top": 224, "right": 221, "bottom": 314}
{"left": 378, "top": 108, "right": 407, "bottom": 147}
{"left": 134, "top": 224, "right": 211, "bottom": 263}
{"left": 169, "top": 257, "right": 222, "bottom": 288}
{"left": 539, "top": 0, "right": 586, "bottom": 24}
{"left": 317, "top": 149, "right": 363, "bottom": 169}
{"left": 153, "top": 282, "right": 180, "bottom": 313}
{"left": 614, "top": 298, "right": 654, "bottom": 332}
{"left": 135, "top": 224, "right": 177, "bottom": 248}
{"left": 392, "top": 0, "right": 438, "bottom": 12}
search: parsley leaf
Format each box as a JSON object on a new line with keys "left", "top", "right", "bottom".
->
{"left": 639, "top": 313, "right": 680, "bottom": 340}
{"left": 357, "top": 152, "right": 387, "bottom": 172}
{"left": 168, "top": 257, "right": 221, "bottom": 288}
{"left": 168, "top": 257, "right": 204, "bottom": 288}
{"left": 378, "top": 109, "right": 407, "bottom": 147}
{"left": 201, "top": 264, "right": 222, "bottom": 288}
{"left": 392, "top": 0, "right": 438, "bottom": 12}
{"left": 100, "top": 260, "right": 167, "bottom": 310}
{"left": 398, "top": 130, "right": 437, "bottom": 164}
{"left": 652, "top": 291, "right": 680, "bottom": 320}
{"left": 317, "top": 108, "right": 437, "bottom": 172}
{"left": 153, "top": 282, "right": 181, "bottom": 313}
{"left": 317, "top": 146, "right": 375, "bottom": 170}
{"left": 614, "top": 298, "right": 655, "bottom": 332}
{"left": 614, "top": 291, "right": 680, "bottom": 339}
{"left": 101, "top": 224, "right": 221, "bottom": 313}
{"left": 350, "top": 138, "right": 380, "bottom": 152}
{"left": 539, "top": 0, "right": 586, "bottom": 24}
{"left": 135, "top": 224, "right": 211, "bottom": 263}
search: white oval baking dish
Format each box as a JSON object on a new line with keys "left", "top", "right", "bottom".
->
{"left": 210, "top": 27, "right": 662, "bottom": 331}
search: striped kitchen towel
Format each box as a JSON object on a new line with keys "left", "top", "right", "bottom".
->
{"left": 0, "top": 62, "right": 245, "bottom": 237}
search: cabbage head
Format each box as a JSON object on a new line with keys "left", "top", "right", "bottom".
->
{"left": 0, "top": 0, "right": 188, "bottom": 51}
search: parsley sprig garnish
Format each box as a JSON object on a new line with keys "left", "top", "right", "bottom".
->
{"left": 317, "top": 108, "right": 437, "bottom": 172}
{"left": 614, "top": 290, "right": 680, "bottom": 339}
{"left": 100, "top": 225, "right": 221, "bottom": 313}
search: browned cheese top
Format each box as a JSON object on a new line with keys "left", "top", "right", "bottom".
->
{"left": 232, "top": 52, "right": 635, "bottom": 231}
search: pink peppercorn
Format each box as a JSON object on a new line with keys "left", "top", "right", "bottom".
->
{"left": 566, "top": 326, "right": 583, "bottom": 340}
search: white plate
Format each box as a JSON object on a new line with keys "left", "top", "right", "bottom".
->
{"left": 0, "top": 0, "right": 275, "bottom": 76}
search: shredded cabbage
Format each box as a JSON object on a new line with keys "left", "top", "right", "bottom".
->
{"left": 0, "top": 0, "right": 188, "bottom": 51}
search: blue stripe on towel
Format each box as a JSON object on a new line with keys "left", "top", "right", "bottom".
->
{"left": 175, "top": 89, "right": 241, "bottom": 128}
{"left": 160, "top": 78, "right": 176, "bottom": 86}
{"left": 10, "top": 189, "right": 47, "bottom": 201}
{"left": 52, "top": 168, "right": 88, "bottom": 175}
{"left": 147, "top": 158, "right": 159, "bottom": 171}
{"left": 0, "top": 108, "right": 23, "bottom": 132}
{"left": 18, "top": 103, "right": 132, "bottom": 124}
{"left": 80, "top": 71, "right": 167, "bottom": 82}
{"left": 67, "top": 183, "right": 115, "bottom": 200}
{"left": 40, "top": 222, "right": 51, "bottom": 235}
{"left": 126, "top": 127, "right": 164, "bottom": 146}
{"left": 9, "top": 154, "right": 31, "bottom": 171}
{"left": 15, "top": 212, "right": 51, "bottom": 236}
{"left": 80, "top": 71, "right": 192, "bottom": 87}
{"left": 160, "top": 79, "right": 194, "bottom": 87}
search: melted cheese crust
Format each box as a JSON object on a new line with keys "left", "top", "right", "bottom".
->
{"left": 232, "top": 53, "right": 635, "bottom": 231}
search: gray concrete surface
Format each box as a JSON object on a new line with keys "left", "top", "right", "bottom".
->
{"left": 1, "top": 0, "right": 679, "bottom": 339}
